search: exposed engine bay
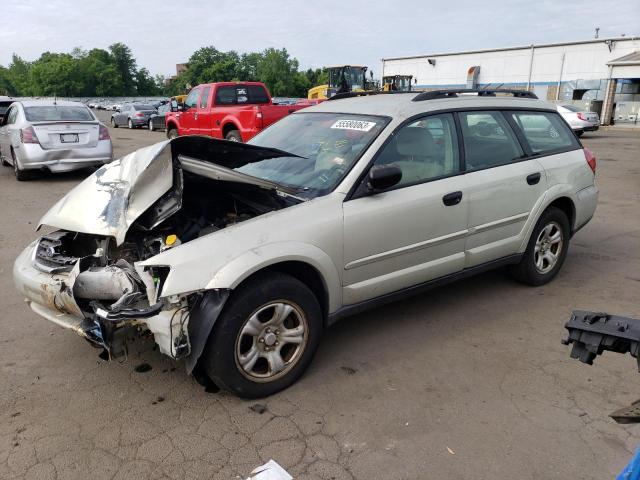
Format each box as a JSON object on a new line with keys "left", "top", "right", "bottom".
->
{"left": 27, "top": 137, "right": 301, "bottom": 366}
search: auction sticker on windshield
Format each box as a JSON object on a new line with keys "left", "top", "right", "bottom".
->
{"left": 331, "top": 119, "right": 376, "bottom": 132}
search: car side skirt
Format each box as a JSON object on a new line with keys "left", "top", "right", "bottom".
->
{"left": 327, "top": 253, "right": 523, "bottom": 326}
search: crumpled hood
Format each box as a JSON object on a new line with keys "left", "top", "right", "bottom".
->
{"left": 38, "top": 136, "right": 301, "bottom": 245}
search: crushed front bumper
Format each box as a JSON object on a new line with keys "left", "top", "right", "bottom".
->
{"left": 13, "top": 241, "right": 186, "bottom": 360}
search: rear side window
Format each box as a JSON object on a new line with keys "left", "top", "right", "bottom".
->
{"left": 248, "top": 85, "right": 269, "bottom": 104}
{"left": 458, "top": 111, "right": 523, "bottom": 171}
{"left": 215, "top": 86, "right": 236, "bottom": 105}
{"left": 509, "top": 111, "right": 579, "bottom": 155}
{"left": 24, "top": 106, "right": 94, "bottom": 122}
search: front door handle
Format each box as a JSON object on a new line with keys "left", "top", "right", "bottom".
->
{"left": 442, "top": 191, "right": 463, "bottom": 206}
{"left": 527, "top": 172, "right": 541, "bottom": 185}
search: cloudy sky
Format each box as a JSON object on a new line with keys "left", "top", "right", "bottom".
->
{"left": 1, "top": 0, "right": 638, "bottom": 77}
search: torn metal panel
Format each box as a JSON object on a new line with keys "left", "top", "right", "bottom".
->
{"left": 185, "top": 290, "right": 230, "bottom": 373}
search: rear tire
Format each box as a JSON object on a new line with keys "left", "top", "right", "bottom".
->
{"left": 225, "top": 130, "right": 242, "bottom": 142}
{"left": 511, "top": 207, "right": 570, "bottom": 286}
{"left": 575, "top": 130, "right": 584, "bottom": 137}
{"left": 128, "top": 119, "right": 134, "bottom": 129}
{"left": 167, "top": 128, "right": 179, "bottom": 139}
{"left": 200, "top": 272, "right": 323, "bottom": 398}
{"left": 12, "top": 150, "right": 31, "bottom": 181}
{"left": 111, "top": 117, "right": 118, "bottom": 128}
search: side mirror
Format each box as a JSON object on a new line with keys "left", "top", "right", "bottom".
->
{"left": 367, "top": 164, "right": 402, "bottom": 192}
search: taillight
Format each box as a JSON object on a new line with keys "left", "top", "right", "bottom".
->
{"left": 99, "top": 124, "right": 110, "bottom": 141}
{"left": 584, "top": 147, "right": 596, "bottom": 174}
{"left": 135, "top": 112, "right": 145, "bottom": 117}
{"left": 254, "top": 106, "right": 263, "bottom": 129}
{"left": 20, "top": 126, "right": 39, "bottom": 144}
{"left": 577, "top": 112, "right": 586, "bottom": 121}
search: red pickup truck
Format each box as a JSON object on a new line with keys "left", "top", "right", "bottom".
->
{"left": 165, "top": 82, "right": 314, "bottom": 142}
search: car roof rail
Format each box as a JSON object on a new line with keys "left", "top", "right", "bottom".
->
{"left": 412, "top": 89, "right": 538, "bottom": 102}
{"left": 327, "top": 91, "right": 413, "bottom": 101}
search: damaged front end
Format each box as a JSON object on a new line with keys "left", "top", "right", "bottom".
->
{"left": 14, "top": 136, "right": 301, "bottom": 369}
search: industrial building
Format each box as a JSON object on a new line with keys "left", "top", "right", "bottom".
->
{"left": 382, "top": 37, "right": 640, "bottom": 125}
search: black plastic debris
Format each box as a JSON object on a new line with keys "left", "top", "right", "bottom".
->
{"left": 134, "top": 363, "right": 153, "bottom": 373}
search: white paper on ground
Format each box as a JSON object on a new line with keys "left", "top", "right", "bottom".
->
{"left": 246, "top": 459, "right": 293, "bottom": 480}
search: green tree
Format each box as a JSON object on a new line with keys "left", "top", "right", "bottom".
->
{"left": 7, "top": 54, "right": 32, "bottom": 95}
{"left": 238, "top": 52, "right": 263, "bottom": 81}
{"left": 0, "top": 66, "right": 16, "bottom": 95}
{"left": 30, "top": 52, "right": 83, "bottom": 96}
{"left": 109, "top": 42, "right": 137, "bottom": 95}
{"left": 256, "top": 48, "right": 302, "bottom": 96}
{"left": 78, "top": 48, "right": 123, "bottom": 96}
{"left": 135, "top": 67, "right": 158, "bottom": 95}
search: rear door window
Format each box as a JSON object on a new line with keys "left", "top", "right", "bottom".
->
{"left": 508, "top": 111, "right": 579, "bottom": 155}
{"left": 215, "top": 86, "right": 236, "bottom": 105}
{"left": 458, "top": 111, "right": 523, "bottom": 171}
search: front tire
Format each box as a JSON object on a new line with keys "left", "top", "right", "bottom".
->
{"left": 111, "top": 117, "right": 118, "bottom": 128}
{"left": 575, "top": 130, "right": 584, "bottom": 137}
{"left": 167, "top": 127, "right": 179, "bottom": 139}
{"left": 201, "top": 272, "right": 323, "bottom": 398}
{"left": 148, "top": 120, "right": 154, "bottom": 131}
{"left": 511, "top": 207, "right": 570, "bottom": 286}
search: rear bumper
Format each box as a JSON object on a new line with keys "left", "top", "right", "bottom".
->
{"left": 17, "top": 141, "right": 113, "bottom": 172}
{"left": 130, "top": 118, "right": 150, "bottom": 126}
{"left": 574, "top": 184, "right": 599, "bottom": 232}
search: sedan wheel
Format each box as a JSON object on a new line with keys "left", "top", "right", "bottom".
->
{"left": 201, "top": 272, "right": 322, "bottom": 398}
{"left": 148, "top": 120, "right": 154, "bottom": 131}
{"left": 111, "top": 117, "right": 118, "bottom": 128}
{"left": 12, "top": 150, "right": 30, "bottom": 181}
{"left": 128, "top": 119, "right": 134, "bottom": 129}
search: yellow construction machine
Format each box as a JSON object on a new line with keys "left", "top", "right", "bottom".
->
{"left": 308, "top": 65, "right": 371, "bottom": 100}
{"left": 382, "top": 75, "right": 414, "bottom": 92}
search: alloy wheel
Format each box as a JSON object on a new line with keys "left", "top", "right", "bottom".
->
{"left": 235, "top": 301, "right": 308, "bottom": 382}
{"left": 534, "top": 221, "right": 563, "bottom": 274}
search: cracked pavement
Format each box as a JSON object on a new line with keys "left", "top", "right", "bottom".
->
{"left": 1, "top": 117, "right": 639, "bottom": 479}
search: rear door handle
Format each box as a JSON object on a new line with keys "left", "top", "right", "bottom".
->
{"left": 442, "top": 191, "right": 463, "bottom": 206}
{"left": 527, "top": 172, "right": 541, "bottom": 185}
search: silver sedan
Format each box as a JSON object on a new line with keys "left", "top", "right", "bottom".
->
{"left": 557, "top": 104, "right": 600, "bottom": 137}
{"left": 0, "top": 100, "right": 113, "bottom": 180}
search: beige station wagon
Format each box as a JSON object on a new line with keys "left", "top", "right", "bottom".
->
{"left": 14, "top": 89, "right": 598, "bottom": 397}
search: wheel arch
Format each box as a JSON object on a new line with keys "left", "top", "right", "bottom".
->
{"left": 233, "top": 260, "right": 330, "bottom": 324}
{"left": 547, "top": 196, "right": 576, "bottom": 232}
{"left": 222, "top": 121, "right": 241, "bottom": 139}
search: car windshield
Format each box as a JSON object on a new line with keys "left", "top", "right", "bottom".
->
{"left": 244, "top": 112, "right": 388, "bottom": 198}
{"left": 561, "top": 104, "right": 582, "bottom": 112}
{"left": 24, "top": 106, "right": 94, "bottom": 122}
{"left": 134, "top": 104, "right": 155, "bottom": 111}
